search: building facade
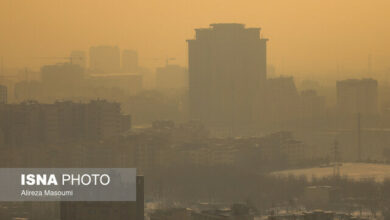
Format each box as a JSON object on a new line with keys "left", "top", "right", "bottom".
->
{"left": 122, "top": 49, "right": 139, "bottom": 73}
{"left": 156, "top": 64, "right": 188, "bottom": 90}
{"left": 336, "top": 78, "right": 378, "bottom": 116}
{"left": 187, "top": 23, "right": 268, "bottom": 128}
{"left": 89, "top": 45, "right": 121, "bottom": 73}
{"left": 0, "top": 100, "right": 131, "bottom": 146}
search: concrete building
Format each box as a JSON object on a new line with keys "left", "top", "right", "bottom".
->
{"left": 336, "top": 78, "right": 378, "bottom": 116}
{"left": 14, "top": 81, "right": 42, "bottom": 102}
{"left": 257, "top": 131, "right": 306, "bottom": 166}
{"left": 187, "top": 23, "right": 268, "bottom": 128}
{"left": 122, "top": 49, "right": 138, "bottom": 73}
{"left": 0, "top": 101, "right": 44, "bottom": 146}
{"left": 156, "top": 65, "right": 188, "bottom": 90}
{"left": 266, "top": 76, "right": 300, "bottom": 126}
{"left": 89, "top": 45, "right": 121, "bottom": 73}
{"left": 85, "top": 99, "right": 126, "bottom": 140}
{"left": 88, "top": 73, "right": 143, "bottom": 95}
{"left": 300, "top": 90, "right": 326, "bottom": 121}
{"left": 0, "top": 100, "right": 131, "bottom": 146}
{"left": 41, "top": 63, "right": 84, "bottom": 86}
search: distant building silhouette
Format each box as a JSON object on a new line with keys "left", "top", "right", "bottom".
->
{"left": 0, "top": 100, "right": 131, "bottom": 146}
{"left": 156, "top": 64, "right": 188, "bottom": 90}
{"left": 300, "top": 89, "right": 326, "bottom": 121}
{"left": 70, "top": 50, "right": 87, "bottom": 69}
{"left": 122, "top": 50, "right": 139, "bottom": 73}
{"left": 89, "top": 73, "right": 143, "bottom": 95}
{"left": 0, "top": 85, "right": 7, "bottom": 104}
{"left": 41, "top": 63, "right": 84, "bottom": 85}
{"left": 336, "top": 78, "right": 378, "bottom": 116}
{"left": 89, "top": 46, "right": 121, "bottom": 73}
{"left": 265, "top": 76, "right": 300, "bottom": 125}
{"left": 15, "top": 62, "right": 142, "bottom": 102}
{"left": 187, "top": 23, "right": 268, "bottom": 128}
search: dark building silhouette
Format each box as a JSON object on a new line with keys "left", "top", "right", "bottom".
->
{"left": 89, "top": 73, "right": 143, "bottom": 95}
{"left": 122, "top": 49, "right": 139, "bottom": 73}
{"left": 60, "top": 175, "right": 144, "bottom": 220}
{"left": 0, "top": 100, "right": 131, "bottom": 146}
{"left": 89, "top": 46, "right": 121, "bottom": 73}
{"left": 265, "top": 76, "right": 300, "bottom": 125}
{"left": 336, "top": 78, "right": 378, "bottom": 116}
{"left": 300, "top": 89, "right": 326, "bottom": 121}
{"left": 15, "top": 62, "right": 142, "bottom": 102}
{"left": 187, "top": 23, "right": 267, "bottom": 128}
{"left": 156, "top": 64, "right": 188, "bottom": 90}
{"left": 37, "top": 63, "right": 85, "bottom": 101}
{"left": 0, "top": 85, "right": 7, "bottom": 104}
{"left": 41, "top": 63, "right": 84, "bottom": 85}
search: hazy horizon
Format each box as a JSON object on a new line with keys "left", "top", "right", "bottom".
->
{"left": 1, "top": 0, "right": 390, "bottom": 78}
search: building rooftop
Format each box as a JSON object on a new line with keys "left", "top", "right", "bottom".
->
{"left": 209, "top": 23, "right": 245, "bottom": 29}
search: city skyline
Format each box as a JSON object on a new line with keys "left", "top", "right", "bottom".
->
{"left": 1, "top": 0, "right": 390, "bottom": 77}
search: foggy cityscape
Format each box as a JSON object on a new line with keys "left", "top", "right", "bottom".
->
{"left": 1, "top": 0, "right": 390, "bottom": 219}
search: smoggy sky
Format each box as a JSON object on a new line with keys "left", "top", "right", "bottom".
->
{"left": 1, "top": 0, "right": 390, "bottom": 78}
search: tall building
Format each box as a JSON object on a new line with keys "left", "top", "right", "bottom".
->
{"left": 122, "top": 49, "right": 138, "bottom": 73}
{"left": 70, "top": 50, "right": 87, "bottom": 69}
{"left": 0, "top": 85, "right": 7, "bottom": 104}
{"left": 89, "top": 46, "right": 121, "bottom": 73}
{"left": 156, "top": 64, "right": 188, "bottom": 90}
{"left": 300, "top": 89, "right": 326, "bottom": 120}
{"left": 187, "top": 23, "right": 268, "bottom": 128}
{"left": 266, "top": 76, "right": 300, "bottom": 125}
{"left": 336, "top": 78, "right": 378, "bottom": 116}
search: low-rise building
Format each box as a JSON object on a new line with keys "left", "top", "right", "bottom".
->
{"left": 0, "top": 100, "right": 130, "bottom": 146}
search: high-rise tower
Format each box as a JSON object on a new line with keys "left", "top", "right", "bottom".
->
{"left": 187, "top": 23, "right": 268, "bottom": 129}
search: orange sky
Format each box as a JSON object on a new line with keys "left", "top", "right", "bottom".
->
{"left": 1, "top": 0, "right": 390, "bottom": 77}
